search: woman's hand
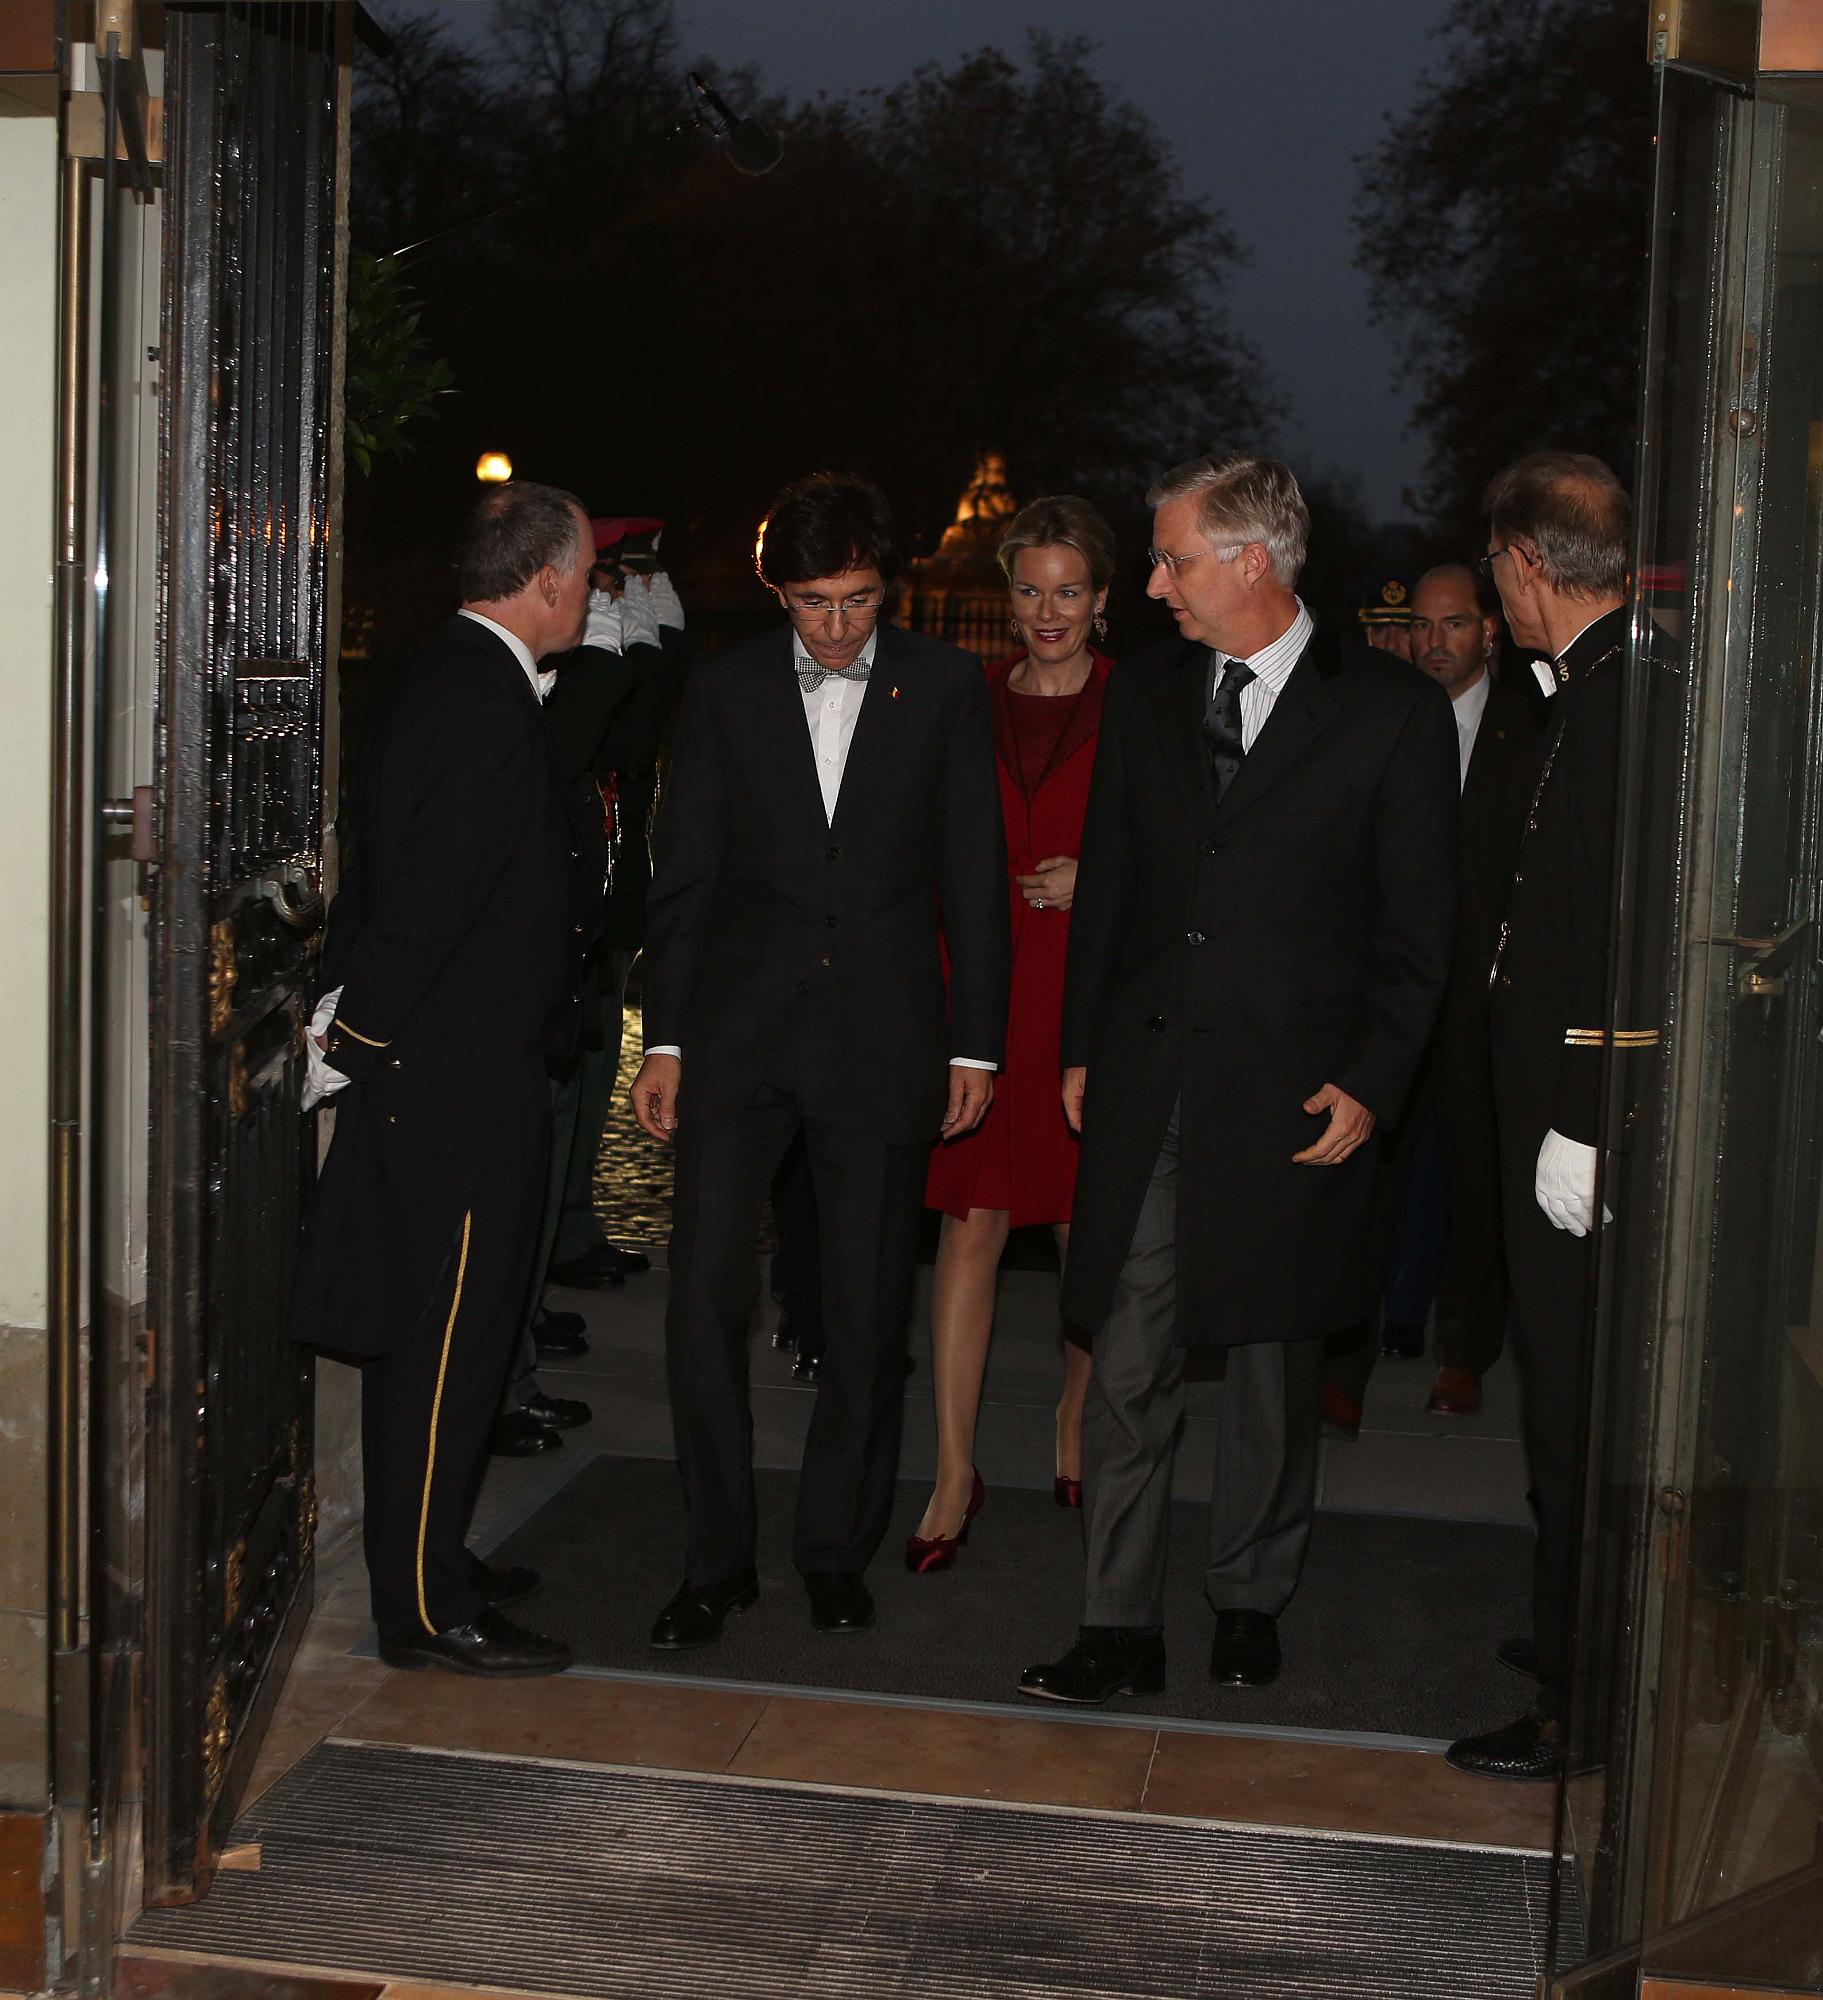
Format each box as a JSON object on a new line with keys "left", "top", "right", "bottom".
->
{"left": 1016, "top": 855, "right": 1077, "bottom": 912}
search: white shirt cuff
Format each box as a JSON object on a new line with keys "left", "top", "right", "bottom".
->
{"left": 647, "top": 1044, "right": 682, "bottom": 1060}
{"left": 950, "top": 1057, "right": 997, "bottom": 1071}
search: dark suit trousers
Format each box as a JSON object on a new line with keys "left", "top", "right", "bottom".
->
{"left": 1498, "top": 1101, "right": 1593, "bottom": 1723}
{"left": 362, "top": 1066, "right": 549, "bottom": 1637}
{"left": 666, "top": 1020, "right": 927, "bottom": 1588}
{"left": 1084, "top": 1102, "right": 1324, "bottom": 1626}
{"left": 1431, "top": 1020, "right": 1509, "bottom": 1376}
{"left": 769, "top": 1132, "right": 824, "bottom": 1360}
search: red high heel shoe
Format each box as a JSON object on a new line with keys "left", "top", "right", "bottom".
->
{"left": 904, "top": 1470, "right": 987, "bottom": 1574}
{"left": 1054, "top": 1475, "right": 1083, "bottom": 1510}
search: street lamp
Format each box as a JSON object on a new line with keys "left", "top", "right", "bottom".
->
{"left": 475, "top": 451, "right": 513, "bottom": 484}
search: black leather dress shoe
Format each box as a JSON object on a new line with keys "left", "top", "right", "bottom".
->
{"left": 488, "top": 1410, "right": 562, "bottom": 1457}
{"left": 1209, "top": 1609, "right": 1281, "bottom": 1686}
{"left": 378, "top": 1606, "right": 571, "bottom": 1677}
{"left": 1019, "top": 1626, "right": 1165, "bottom": 1705}
{"left": 650, "top": 1574, "right": 759, "bottom": 1650}
{"left": 525, "top": 1390, "right": 592, "bottom": 1430}
{"left": 600, "top": 1240, "right": 650, "bottom": 1275}
{"left": 1496, "top": 1633, "right": 1541, "bottom": 1679}
{"left": 546, "top": 1245, "right": 628, "bottom": 1291}
{"left": 533, "top": 1308, "right": 589, "bottom": 1359}
{"left": 470, "top": 1554, "right": 540, "bottom": 1608}
{"left": 804, "top": 1570, "right": 875, "bottom": 1632}
{"left": 1445, "top": 1710, "right": 1562, "bottom": 1781}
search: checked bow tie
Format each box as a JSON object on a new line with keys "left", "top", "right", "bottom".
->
{"left": 796, "top": 655, "right": 874, "bottom": 695}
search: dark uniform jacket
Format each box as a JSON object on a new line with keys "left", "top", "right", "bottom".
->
{"left": 292, "top": 615, "right": 594, "bottom": 1356}
{"left": 641, "top": 619, "right": 1010, "bottom": 1145}
{"left": 1488, "top": 605, "right": 1650, "bottom": 1149}
{"left": 1059, "top": 619, "right": 1460, "bottom": 1347}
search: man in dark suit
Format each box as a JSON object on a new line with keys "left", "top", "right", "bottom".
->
{"left": 1019, "top": 452, "right": 1459, "bottom": 1706}
{"left": 1448, "top": 453, "right": 1646, "bottom": 1780}
{"left": 293, "top": 482, "right": 595, "bottom": 1677}
{"left": 629, "top": 472, "right": 1009, "bottom": 1645}
{"left": 1321, "top": 563, "right": 1541, "bottom": 1430}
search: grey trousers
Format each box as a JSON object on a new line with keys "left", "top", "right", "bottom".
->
{"left": 1083, "top": 1102, "right": 1325, "bottom": 1628}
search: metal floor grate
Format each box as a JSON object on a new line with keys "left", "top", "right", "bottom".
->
{"left": 132, "top": 1740, "right": 1580, "bottom": 1998}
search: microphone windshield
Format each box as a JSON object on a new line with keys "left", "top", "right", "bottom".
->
{"left": 727, "top": 118, "right": 782, "bottom": 176}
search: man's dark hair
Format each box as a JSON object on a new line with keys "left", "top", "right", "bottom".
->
{"left": 456, "top": 481, "right": 588, "bottom": 602}
{"left": 1483, "top": 451, "right": 1630, "bottom": 600}
{"left": 755, "top": 472, "right": 900, "bottom": 588}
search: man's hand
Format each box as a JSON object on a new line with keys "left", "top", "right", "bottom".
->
{"left": 941, "top": 1066, "right": 994, "bottom": 1138}
{"left": 1535, "top": 1128, "right": 1603, "bottom": 1236}
{"left": 1293, "top": 1082, "right": 1376, "bottom": 1165}
{"left": 1015, "top": 855, "right": 1078, "bottom": 911}
{"left": 1062, "top": 1065, "right": 1086, "bottom": 1134}
{"left": 630, "top": 1052, "right": 681, "bottom": 1142}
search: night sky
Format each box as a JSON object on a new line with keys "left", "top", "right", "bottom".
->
{"left": 423, "top": 0, "right": 1457, "bottom": 526}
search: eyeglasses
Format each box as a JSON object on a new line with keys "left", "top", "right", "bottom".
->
{"left": 1146, "top": 543, "right": 1245, "bottom": 578}
{"left": 1476, "top": 546, "right": 1517, "bottom": 582}
{"left": 785, "top": 590, "right": 885, "bottom": 620}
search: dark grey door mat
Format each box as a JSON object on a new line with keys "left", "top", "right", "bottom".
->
{"left": 483, "top": 1456, "right": 1530, "bottom": 1742}
{"left": 130, "top": 1741, "right": 1578, "bottom": 1998}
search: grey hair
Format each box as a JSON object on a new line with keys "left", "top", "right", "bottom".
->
{"left": 1147, "top": 451, "right": 1309, "bottom": 587}
{"left": 456, "top": 481, "right": 589, "bottom": 603}
{"left": 1483, "top": 452, "right": 1630, "bottom": 600}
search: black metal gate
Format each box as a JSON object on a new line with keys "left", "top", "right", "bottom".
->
{"left": 146, "top": 0, "right": 341, "bottom": 1903}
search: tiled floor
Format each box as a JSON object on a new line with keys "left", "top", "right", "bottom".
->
{"left": 138, "top": 1229, "right": 1543, "bottom": 2000}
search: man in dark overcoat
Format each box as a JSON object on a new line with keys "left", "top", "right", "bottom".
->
{"left": 1020, "top": 452, "right": 1459, "bottom": 1706}
{"left": 629, "top": 472, "right": 1008, "bottom": 1647}
{"left": 292, "top": 482, "right": 596, "bottom": 1676}
{"left": 1447, "top": 452, "right": 1653, "bottom": 1780}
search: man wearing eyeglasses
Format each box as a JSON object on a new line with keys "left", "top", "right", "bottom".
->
{"left": 630, "top": 471, "right": 1008, "bottom": 1647}
{"left": 1020, "top": 451, "right": 1459, "bottom": 1707}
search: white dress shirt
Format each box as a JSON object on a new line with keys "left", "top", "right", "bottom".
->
{"left": 1215, "top": 598, "right": 1314, "bottom": 749}
{"left": 648, "top": 625, "right": 993, "bottom": 1070}
{"left": 799, "top": 627, "right": 879, "bottom": 824}
{"left": 1452, "top": 669, "right": 1491, "bottom": 790}
{"left": 458, "top": 606, "right": 556, "bottom": 701}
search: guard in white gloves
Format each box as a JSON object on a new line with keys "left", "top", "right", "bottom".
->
{"left": 1446, "top": 453, "right": 1662, "bottom": 1785}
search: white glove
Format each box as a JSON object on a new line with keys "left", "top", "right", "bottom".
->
{"left": 302, "top": 985, "right": 350, "bottom": 1110}
{"left": 582, "top": 588, "right": 624, "bottom": 654}
{"left": 1535, "top": 1128, "right": 1606, "bottom": 1236}
{"left": 645, "top": 569, "right": 685, "bottom": 631}
{"left": 619, "top": 573, "right": 662, "bottom": 651}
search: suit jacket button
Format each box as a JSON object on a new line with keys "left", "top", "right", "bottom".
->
{"left": 827, "top": 844, "right": 841, "bottom": 860}
{"left": 1187, "top": 930, "right": 1207, "bottom": 945}
{"left": 825, "top": 914, "right": 838, "bottom": 929}
{"left": 819, "top": 952, "right": 832, "bottom": 968}
{"left": 1201, "top": 839, "right": 1218, "bottom": 856}
{"left": 569, "top": 849, "right": 579, "bottom": 860}
{"left": 387, "top": 1057, "right": 402, "bottom": 1070}
{"left": 1149, "top": 1015, "right": 1166, "bottom": 1031}
{"left": 798, "top": 980, "right": 810, "bottom": 995}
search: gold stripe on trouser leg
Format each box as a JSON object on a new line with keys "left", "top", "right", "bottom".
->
{"left": 416, "top": 1211, "right": 473, "bottom": 1634}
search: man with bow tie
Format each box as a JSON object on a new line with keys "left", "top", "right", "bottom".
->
{"left": 630, "top": 471, "right": 1008, "bottom": 1646}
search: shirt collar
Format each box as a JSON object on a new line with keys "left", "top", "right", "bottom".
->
{"left": 458, "top": 608, "right": 554, "bottom": 702}
{"left": 1534, "top": 603, "right": 1627, "bottom": 699}
{"left": 1453, "top": 670, "right": 1492, "bottom": 731}
{"left": 1218, "top": 598, "right": 1312, "bottom": 692}
{"left": 794, "top": 625, "right": 880, "bottom": 681}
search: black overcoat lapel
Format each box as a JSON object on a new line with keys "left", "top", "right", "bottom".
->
{"left": 1159, "top": 641, "right": 1217, "bottom": 827}
{"left": 1210, "top": 621, "right": 1346, "bottom": 830}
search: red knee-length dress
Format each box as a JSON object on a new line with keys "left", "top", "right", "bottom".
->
{"left": 927, "top": 651, "right": 1110, "bottom": 1227}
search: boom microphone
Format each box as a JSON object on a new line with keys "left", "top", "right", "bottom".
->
{"left": 684, "top": 71, "right": 782, "bottom": 176}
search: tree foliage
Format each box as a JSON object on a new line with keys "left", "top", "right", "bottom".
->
{"left": 346, "top": 5, "right": 1274, "bottom": 653}
{"left": 1354, "top": 0, "right": 1653, "bottom": 538}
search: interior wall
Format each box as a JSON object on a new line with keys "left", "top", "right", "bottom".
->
{"left": 0, "top": 80, "right": 60, "bottom": 1813}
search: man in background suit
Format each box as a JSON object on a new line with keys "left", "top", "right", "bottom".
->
{"left": 293, "top": 482, "right": 595, "bottom": 1676}
{"left": 1321, "top": 563, "right": 1540, "bottom": 1431}
{"left": 630, "top": 473, "right": 1009, "bottom": 1646}
{"left": 1020, "top": 452, "right": 1458, "bottom": 1706}
{"left": 1448, "top": 453, "right": 1646, "bottom": 1780}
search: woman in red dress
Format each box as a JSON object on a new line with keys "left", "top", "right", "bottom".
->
{"left": 908, "top": 496, "right": 1116, "bottom": 1571}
